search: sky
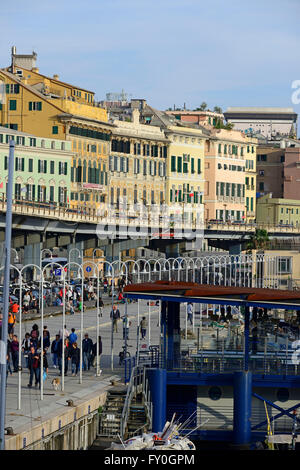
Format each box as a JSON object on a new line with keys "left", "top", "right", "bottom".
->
{"left": 1, "top": 0, "right": 300, "bottom": 113}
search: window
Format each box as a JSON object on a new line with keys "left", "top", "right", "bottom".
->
{"left": 29, "top": 138, "right": 36, "bottom": 147}
{"left": 52, "top": 126, "right": 58, "bottom": 135}
{"left": 9, "top": 100, "right": 17, "bottom": 111}
{"left": 259, "top": 170, "right": 264, "bottom": 176}
{"left": 259, "top": 182, "right": 264, "bottom": 191}
{"left": 15, "top": 157, "right": 24, "bottom": 171}
{"left": 6, "top": 84, "right": 19, "bottom": 94}
{"left": 28, "top": 159, "right": 33, "bottom": 172}
{"left": 29, "top": 101, "right": 42, "bottom": 111}
{"left": 197, "top": 159, "right": 201, "bottom": 174}
{"left": 278, "top": 257, "right": 292, "bottom": 274}
{"left": 38, "top": 160, "right": 47, "bottom": 173}
{"left": 50, "top": 161, "right": 55, "bottom": 174}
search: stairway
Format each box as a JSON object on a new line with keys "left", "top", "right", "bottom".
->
{"left": 125, "top": 393, "right": 149, "bottom": 438}
{"left": 98, "top": 385, "right": 128, "bottom": 438}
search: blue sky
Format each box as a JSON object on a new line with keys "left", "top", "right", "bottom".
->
{"left": 1, "top": 0, "right": 300, "bottom": 113}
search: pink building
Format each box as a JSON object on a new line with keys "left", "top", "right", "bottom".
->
{"left": 283, "top": 147, "right": 300, "bottom": 200}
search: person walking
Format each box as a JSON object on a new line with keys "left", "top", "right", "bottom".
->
{"left": 30, "top": 324, "right": 39, "bottom": 348}
{"left": 8, "top": 310, "right": 17, "bottom": 335}
{"left": 27, "top": 346, "right": 40, "bottom": 388}
{"left": 10, "top": 335, "right": 19, "bottom": 372}
{"left": 22, "top": 333, "right": 31, "bottom": 368}
{"left": 96, "top": 296, "right": 104, "bottom": 317}
{"left": 187, "top": 302, "right": 193, "bottom": 326}
{"left": 51, "top": 334, "right": 60, "bottom": 368}
{"left": 82, "top": 333, "right": 93, "bottom": 371}
{"left": 110, "top": 305, "right": 120, "bottom": 333}
{"left": 140, "top": 317, "right": 147, "bottom": 339}
{"left": 122, "top": 315, "right": 131, "bottom": 341}
{"left": 70, "top": 342, "right": 80, "bottom": 376}
{"left": 68, "top": 328, "right": 77, "bottom": 345}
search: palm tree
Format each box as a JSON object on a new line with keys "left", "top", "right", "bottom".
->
{"left": 214, "top": 106, "right": 223, "bottom": 114}
{"left": 247, "top": 229, "right": 270, "bottom": 252}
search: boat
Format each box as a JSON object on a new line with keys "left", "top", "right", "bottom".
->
{"left": 108, "top": 413, "right": 207, "bottom": 450}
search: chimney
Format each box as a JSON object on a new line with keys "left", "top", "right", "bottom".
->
{"left": 53, "top": 74, "right": 59, "bottom": 81}
{"left": 32, "top": 67, "right": 39, "bottom": 73}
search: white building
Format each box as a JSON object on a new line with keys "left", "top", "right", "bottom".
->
{"left": 224, "top": 107, "right": 298, "bottom": 139}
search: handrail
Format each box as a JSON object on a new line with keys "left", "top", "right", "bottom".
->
{"left": 120, "top": 365, "right": 152, "bottom": 438}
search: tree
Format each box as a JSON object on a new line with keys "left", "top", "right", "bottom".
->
{"left": 214, "top": 106, "right": 223, "bottom": 114}
{"left": 247, "top": 229, "right": 270, "bottom": 252}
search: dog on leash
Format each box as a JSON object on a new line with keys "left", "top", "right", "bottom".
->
{"left": 51, "top": 378, "right": 60, "bottom": 391}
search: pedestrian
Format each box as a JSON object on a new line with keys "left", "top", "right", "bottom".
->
{"left": 51, "top": 334, "right": 60, "bottom": 368}
{"left": 23, "top": 291, "right": 31, "bottom": 312}
{"left": 122, "top": 315, "right": 131, "bottom": 340}
{"left": 96, "top": 296, "right": 104, "bottom": 317}
{"left": 27, "top": 346, "right": 40, "bottom": 388}
{"left": 30, "top": 324, "right": 39, "bottom": 347}
{"left": 22, "top": 333, "right": 31, "bottom": 368}
{"left": 59, "top": 324, "right": 69, "bottom": 340}
{"left": 103, "top": 278, "right": 108, "bottom": 294}
{"left": 10, "top": 335, "right": 19, "bottom": 372}
{"left": 82, "top": 333, "right": 93, "bottom": 371}
{"left": 39, "top": 329, "right": 50, "bottom": 352}
{"left": 68, "top": 328, "right": 77, "bottom": 345}
{"left": 140, "top": 317, "right": 147, "bottom": 339}
{"left": 110, "top": 305, "right": 120, "bottom": 333}
{"left": 40, "top": 349, "right": 49, "bottom": 385}
{"left": 92, "top": 336, "right": 102, "bottom": 370}
{"left": 8, "top": 310, "right": 16, "bottom": 335}
{"left": 187, "top": 302, "right": 193, "bottom": 325}
{"left": 57, "top": 338, "right": 71, "bottom": 376}
{"left": 70, "top": 342, "right": 80, "bottom": 376}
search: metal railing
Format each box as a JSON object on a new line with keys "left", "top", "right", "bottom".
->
{"left": 120, "top": 365, "right": 152, "bottom": 438}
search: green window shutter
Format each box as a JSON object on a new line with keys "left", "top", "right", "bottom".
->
{"left": 50, "top": 161, "right": 54, "bottom": 174}
{"left": 44, "top": 160, "right": 47, "bottom": 173}
{"left": 4, "top": 156, "right": 7, "bottom": 170}
{"left": 218, "top": 144, "right": 222, "bottom": 153}
{"left": 38, "top": 160, "right": 41, "bottom": 173}
{"left": 250, "top": 198, "right": 253, "bottom": 211}
{"left": 29, "top": 102, "right": 32, "bottom": 111}
{"left": 170, "top": 189, "right": 173, "bottom": 202}
{"left": 197, "top": 159, "right": 201, "bottom": 174}
{"left": 37, "top": 185, "right": 41, "bottom": 201}
{"left": 171, "top": 155, "right": 176, "bottom": 172}
{"left": 21, "top": 158, "right": 24, "bottom": 171}
{"left": 9, "top": 100, "right": 17, "bottom": 111}
{"left": 50, "top": 187, "right": 54, "bottom": 202}
{"left": 191, "top": 158, "right": 195, "bottom": 173}
{"left": 28, "top": 159, "right": 33, "bottom": 172}
{"left": 64, "top": 162, "right": 67, "bottom": 175}
{"left": 52, "top": 126, "right": 58, "bottom": 135}
{"left": 177, "top": 156, "right": 182, "bottom": 173}
{"left": 6, "top": 84, "right": 9, "bottom": 94}
{"left": 38, "top": 102, "right": 42, "bottom": 111}
{"left": 183, "top": 163, "right": 188, "bottom": 174}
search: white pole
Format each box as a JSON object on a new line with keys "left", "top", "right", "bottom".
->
{"left": 40, "top": 268, "right": 44, "bottom": 399}
{"left": 17, "top": 268, "right": 22, "bottom": 410}
{"left": 62, "top": 269, "right": 66, "bottom": 391}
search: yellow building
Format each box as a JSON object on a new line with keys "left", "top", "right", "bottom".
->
{"left": 256, "top": 193, "right": 300, "bottom": 226}
{"left": 109, "top": 109, "right": 168, "bottom": 226}
{"left": 0, "top": 49, "right": 113, "bottom": 209}
{"left": 165, "top": 125, "right": 207, "bottom": 229}
{"left": 245, "top": 141, "right": 257, "bottom": 223}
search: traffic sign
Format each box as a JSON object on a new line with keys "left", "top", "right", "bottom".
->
{"left": 54, "top": 269, "right": 61, "bottom": 276}
{"left": 86, "top": 266, "right": 92, "bottom": 273}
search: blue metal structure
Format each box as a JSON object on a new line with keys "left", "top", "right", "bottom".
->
{"left": 124, "top": 282, "right": 300, "bottom": 447}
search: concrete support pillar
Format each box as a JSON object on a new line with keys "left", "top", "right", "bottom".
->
{"left": 146, "top": 368, "right": 167, "bottom": 433}
{"left": 229, "top": 243, "right": 242, "bottom": 255}
{"left": 233, "top": 371, "right": 252, "bottom": 447}
{"left": 24, "top": 242, "right": 42, "bottom": 280}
